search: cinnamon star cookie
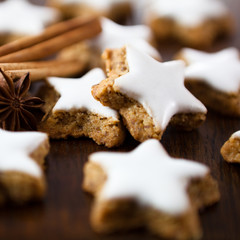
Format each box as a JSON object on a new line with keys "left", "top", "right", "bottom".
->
{"left": 90, "top": 17, "right": 160, "bottom": 60}
{"left": 0, "top": 129, "right": 49, "bottom": 205}
{"left": 47, "top": 0, "right": 132, "bottom": 23}
{"left": 176, "top": 47, "right": 240, "bottom": 116}
{"left": 145, "top": 0, "right": 233, "bottom": 48}
{"left": 0, "top": 0, "right": 60, "bottom": 44}
{"left": 92, "top": 45, "right": 207, "bottom": 142}
{"left": 39, "top": 68, "right": 125, "bottom": 148}
{"left": 58, "top": 17, "right": 160, "bottom": 70}
{"left": 83, "top": 139, "right": 220, "bottom": 239}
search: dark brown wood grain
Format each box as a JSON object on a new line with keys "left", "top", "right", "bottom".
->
{"left": 1, "top": 0, "right": 240, "bottom": 240}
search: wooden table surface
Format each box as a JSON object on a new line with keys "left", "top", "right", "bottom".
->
{"left": 1, "top": 0, "right": 240, "bottom": 240}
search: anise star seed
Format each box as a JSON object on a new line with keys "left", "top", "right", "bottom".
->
{"left": 0, "top": 69, "right": 44, "bottom": 131}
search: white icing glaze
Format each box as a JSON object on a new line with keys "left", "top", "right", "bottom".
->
{"left": 146, "top": 0, "right": 229, "bottom": 27}
{"left": 0, "top": 0, "right": 60, "bottom": 35}
{"left": 90, "top": 139, "right": 209, "bottom": 215}
{"left": 231, "top": 131, "right": 240, "bottom": 139}
{"left": 113, "top": 45, "right": 206, "bottom": 130}
{"left": 48, "top": 68, "right": 119, "bottom": 119}
{"left": 91, "top": 18, "right": 161, "bottom": 59}
{"left": 185, "top": 48, "right": 240, "bottom": 93}
{"left": 60, "top": 0, "right": 128, "bottom": 11}
{"left": 0, "top": 129, "right": 48, "bottom": 177}
{"left": 181, "top": 47, "right": 239, "bottom": 65}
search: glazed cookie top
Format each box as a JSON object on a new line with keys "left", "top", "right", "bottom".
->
{"left": 113, "top": 45, "right": 206, "bottom": 130}
{"left": 184, "top": 48, "right": 240, "bottom": 93}
{"left": 48, "top": 68, "right": 119, "bottom": 119}
{"left": 91, "top": 18, "right": 161, "bottom": 59}
{"left": 180, "top": 47, "right": 239, "bottom": 65}
{"left": 0, "top": 129, "right": 48, "bottom": 177}
{"left": 60, "top": 0, "right": 128, "bottom": 10}
{"left": 231, "top": 131, "right": 240, "bottom": 139}
{"left": 146, "top": 0, "right": 229, "bottom": 27}
{"left": 90, "top": 139, "right": 209, "bottom": 214}
{"left": 0, "top": 0, "right": 60, "bottom": 35}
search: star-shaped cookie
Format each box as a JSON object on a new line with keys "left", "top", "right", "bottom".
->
{"left": 39, "top": 68, "right": 125, "bottom": 147}
{"left": 91, "top": 18, "right": 160, "bottom": 59}
{"left": 83, "top": 139, "right": 220, "bottom": 239}
{"left": 57, "top": 17, "right": 160, "bottom": 70}
{"left": 49, "top": 0, "right": 132, "bottom": 24}
{"left": 92, "top": 45, "right": 206, "bottom": 142}
{"left": 176, "top": 47, "right": 239, "bottom": 65}
{"left": 145, "top": 0, "right": 232, "bottom": 47}
{"left": 176, "top": 47, "right": 240, "bottom": 116}
{"left": 0, "top": 0, "right": 59, "bottom": 36}
{"left": 0, "top": 129, "right": 49, "bottom": 205}
{"left": 147, "top": 0, "right": 228, "bottom": 27}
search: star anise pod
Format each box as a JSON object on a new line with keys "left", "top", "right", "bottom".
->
{"left": 0, "top": 69, "right": 44, "bottom": 131}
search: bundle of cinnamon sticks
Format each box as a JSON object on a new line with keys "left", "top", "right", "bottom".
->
{"left": 0, "top": 16, "right": 102, "bottom": 81}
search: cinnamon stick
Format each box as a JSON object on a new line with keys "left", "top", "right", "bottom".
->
{"left": 0, "top": 16, "right": 100, "bottom": 57}
{"left": 5, "top": 60, "right": 86, "bottom": 81}
{"left": 0, "top": 59, "right": 80, "bottom": 70}
{"left": 0, "top": 17, "right": 101, "bottom": 63}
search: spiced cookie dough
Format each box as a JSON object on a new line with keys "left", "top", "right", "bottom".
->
{"left": 47, "top": 0, "right": 132, "bottom": 23}
{"left": 39, "top": 68, "right": 125, "bottom": 148}
{"left": 83, "top": 139, "right": 220, "bottom": 240}
{"left": 145, "top": 0, "right": 233, "bottom": 48}
{"left": 221, "top": 131, "right": 240, "bottom": 163}
{"left": 92, "top": 45, "right": 207, "bottom": 142}
{"left": 0, "top": 129, "right": 49, "bottom": 205}
{"left": 176, "top": 47, "right": 240, "bottom": 116}
{"left": 0, "top": 0, "right": 60, "bottom": 45}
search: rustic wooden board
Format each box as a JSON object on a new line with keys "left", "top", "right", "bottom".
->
{"left": 1, "top": 0, "right": 240, "bottom": 239}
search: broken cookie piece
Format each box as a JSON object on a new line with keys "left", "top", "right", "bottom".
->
{"left": 221, "top": 131, "right": 240, "bottom": 163}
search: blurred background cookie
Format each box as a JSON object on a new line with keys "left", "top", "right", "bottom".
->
{"left": 0, "top": 129, "right": 49, "bottom": 205}
{"left": 0, "top": 0, "right": 60, "bottom": 45}
{"left": 57, "top": 17, "right": 161, "bottom": 70}
{"left": 145, "top": 0, "right": 234, "bottom": 48}
{"left": 47, "top": 0, "right": 132, "bottom": 24}
{"left": 176, "top": 47, "right": 240, "bottom": 116}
